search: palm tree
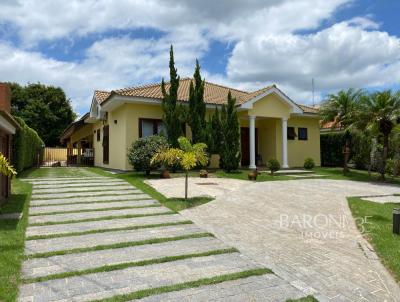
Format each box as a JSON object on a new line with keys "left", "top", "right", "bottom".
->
{"left": 320, "top": 88, "right": 363, "bottom": 173}
{"left": 355, "top": 90, "right": 400, "bottom": 179}
{"left": 152, "top": 137, "right": 208, "bottom": 201}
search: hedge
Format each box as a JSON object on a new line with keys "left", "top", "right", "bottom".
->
{"left": 320, "top": 132, "right": 345, "bottom": 167}
{"left": 12, "top": 116, "right": 44, "bottom": 173}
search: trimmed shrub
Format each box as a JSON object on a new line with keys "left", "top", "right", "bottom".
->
{"left": 267, "top": 158, "right": 280, "bottom": 176}
{"left": 320, "top": 132, "right": 345, "bottom": 167}
{"left": 127, "top": 135, "right": 169, "bottom": 175}
{"left": 304, "top": 158, "right": 315, "bottom": 170}
{"left": 12, "top": 116, "right": 44, "bottom": 173}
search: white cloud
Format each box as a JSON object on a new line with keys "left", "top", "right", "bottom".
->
{"left": 0, "top": 0, "right": 399, "bottom": 112}
{"left": 226, "top": 20, "right": 400, "bottom": 104}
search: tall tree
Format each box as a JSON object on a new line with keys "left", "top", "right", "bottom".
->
{"left": 9, "top": 82, "right": 76, "bottom": 146}
{"left": 188, "top": 60, "right": 206, "bottom": 143}
{"left": 320, "top": 88, "right": 362, "bottom": 173}
{"left": 355, "top": 90, "right": 400, "bottom": 179}
{"left": 209, "top": 106, "right": 223, "bottom": 154}
{"left": 220, "top": 91, "right": 241, "bottom": 172}
{"left": 161, "top": 45, "right": 184, "bottom": 147}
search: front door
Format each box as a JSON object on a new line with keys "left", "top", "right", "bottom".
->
{"left": 240, "top": 127, "right": 258, "bottom": 166}
{"left": 103, "top": 125, "right": 109, "bottom": 164}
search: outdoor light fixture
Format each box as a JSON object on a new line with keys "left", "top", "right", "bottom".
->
{"left": 393, "top": 208, "right": 400, "bottom": 235}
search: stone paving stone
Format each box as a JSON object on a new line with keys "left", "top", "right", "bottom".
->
{"left": 23, "top": 237, "right": 229, "bottom": 278}
{"left": 32, "top": 184, "right": 135, "bottom": 194}
{"left": 25, "top": 178, "right": 123, "bottom": 185}
{"left": 29, "top": 206, "right": 173, "bottom": 224}
{"left": 136, "top": 275, "right": 305, "bottom": 302}
{"left": 26, "top": 214, "right": 187, "bottom": 237}
{"left": 30, "top": 193, "right": 151, "bottom": 206}
{"left": 18, "top": 253, "right": 260, "bottom": 302}
{"left": 29, "top": 199, "right": 159, "bottom": 215}
{"left": 24, "top": 177, "right": 109, "bottom": 182}
{"left": 32, "top": 181, "right": 128, "bottom": 189}
{"left": 25, "top": 224, "right": 204, "bottom": 255}
{"left": 32, "top": 189, "right": 140, "bottom": 200}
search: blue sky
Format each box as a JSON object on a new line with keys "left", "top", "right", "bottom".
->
{"left": 0, "top": 0, "right": 399, "bottom": 116}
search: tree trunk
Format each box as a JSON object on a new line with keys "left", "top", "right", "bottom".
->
{"left": 381, "top": 134, "right": 389, "bottom": 180}
{"left": 185, "top": 171, "right": 188, "bottom": 201}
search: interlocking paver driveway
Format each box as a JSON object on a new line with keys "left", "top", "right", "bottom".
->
{"left": 181, "top": 179, "right": 400, "bottom": 302}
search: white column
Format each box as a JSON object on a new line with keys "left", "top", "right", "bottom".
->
{"left": 281, "top": 118, "right": 289, "bottom": 168}
{"left": 249, "top": 115, "right": 256, "bottom": 169}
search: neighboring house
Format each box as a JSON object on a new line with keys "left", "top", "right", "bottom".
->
{"left": 61, "top": 78, "right": 320, "bottom": 171}
{"left": 0, "top": 83, "right": 20, "bottom": 202}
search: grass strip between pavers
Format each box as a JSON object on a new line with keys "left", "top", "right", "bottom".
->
{"left": 29, "top": 204, "right": 161, "bottom": 216}
{"left": 26, "top": 232, "right": 214, "bottom": 259}
{"left": 26, "top": 220, "right": 194, "bottom": 240}
{"left": 90, "top": 268, "right": 272, "bottom": 302}
{"left": 29, "top": 198, "right": 153, "bottom": 207}
{"left": 24, "top": 247, "right": 237, "bottom": 283}
{"left": 31, "top": 192, "right": 144, "bottom": 201}
{"left": 29, "top": 211, "right": 174, "bottom": 226}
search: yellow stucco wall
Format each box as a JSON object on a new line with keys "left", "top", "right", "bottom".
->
{"left": 247, "top": 94, "right": 291, "bottom": 119}
{"left": 287, "top": 117, "right": 321, "bottom": 167}
{"left": 91, "top": 106, "right": 128, "bottom": 170}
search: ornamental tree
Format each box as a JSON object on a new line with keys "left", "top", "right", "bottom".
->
{"left": 152, "top": 136, "right": 208, "bottom": 201}
{"left": 188, "top": 60, "right": 206, "bottom": 143}
{"left": 220, "top": 91, "right": 241, "bottom": 172}
{"left": 161, "top": 45, "right": 184, "bottom": 147}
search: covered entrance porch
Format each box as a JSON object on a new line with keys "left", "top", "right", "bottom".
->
{"left": 240, "top": 116, "right": 289, "bottom": 169}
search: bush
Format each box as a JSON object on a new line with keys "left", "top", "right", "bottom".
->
{"left": 304, "top": 158, "right": 315, "bottom": 170}
{"left": 127, "top": 135, "right": 169, "bottom": 174}
{"left": 267, "top": 158, "right": 280, "bottom": 176}
{"left": 351, "top": 132, "right": 372, "bottom": 170}
{"left": 320, "top": 132, "right": 345, "bottom": 167}
{"left": 12, "top": 116, "right": 44, "bottom": 173}
{"left": 385, "top": 159, "right": 394, "bottom": 176}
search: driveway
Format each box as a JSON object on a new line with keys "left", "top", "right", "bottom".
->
{"left": 174, "top": 178, "right": 400, "bottom": 301}
{"left": 18, "top": 172, "right": 307, "bottom": 302}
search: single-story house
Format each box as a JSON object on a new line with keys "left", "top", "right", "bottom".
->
{"left": 61, "top": 78, "right": 320, "bottom": 171}
{"left": 0, "top": 83, "right": 20, "bottom": 203}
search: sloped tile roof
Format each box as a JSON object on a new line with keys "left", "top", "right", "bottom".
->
{"left": 97, "top": 78, "right": 318, "bottom": 114}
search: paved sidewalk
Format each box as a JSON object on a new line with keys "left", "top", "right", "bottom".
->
{"left": 181, "top": 179, "right": 400, "bottom": 302}
{"left": 19, "top": 173, "right": 305, "bottom": 302}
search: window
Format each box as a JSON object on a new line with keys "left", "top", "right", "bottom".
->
{"left": 96, "top": 129, "right": 100, "bottom": 141}
{"left": 139, "top": 118, "right": 165, "bottom": 138}
{"left": 298, "top": 127, "right": 308, "bottom": 140}
{"left": 287, "top": 127, "right": 296, "bottom": 140}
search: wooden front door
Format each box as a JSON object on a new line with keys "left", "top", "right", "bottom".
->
{"left": 240, "top": 127, "right": 258, "bottom": 166}
{"left": 103, "top": 125, "right": 109, "bottom": 164}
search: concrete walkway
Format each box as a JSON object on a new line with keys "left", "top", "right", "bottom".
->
{"left": 18, "top": 173, "right": 305, "bottom": 302}
{"left": 178, "top": 179, "right": 400, "bottom": 302}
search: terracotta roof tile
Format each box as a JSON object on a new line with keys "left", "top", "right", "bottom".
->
{"left": 98, "top": 79, "right": 318, "bottom": 114}
{"left": 94, "top": 90, "right": 111, "bottom": 104}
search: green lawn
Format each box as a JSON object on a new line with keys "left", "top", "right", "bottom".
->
{"left": 314, "top": 167, "right": 400, "bottom": 185}
{"left": 0, "top": 179, "right": 32, "bottom": 302}
{"left": 348, "top": 197, "right": 400, "bottom": 282}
